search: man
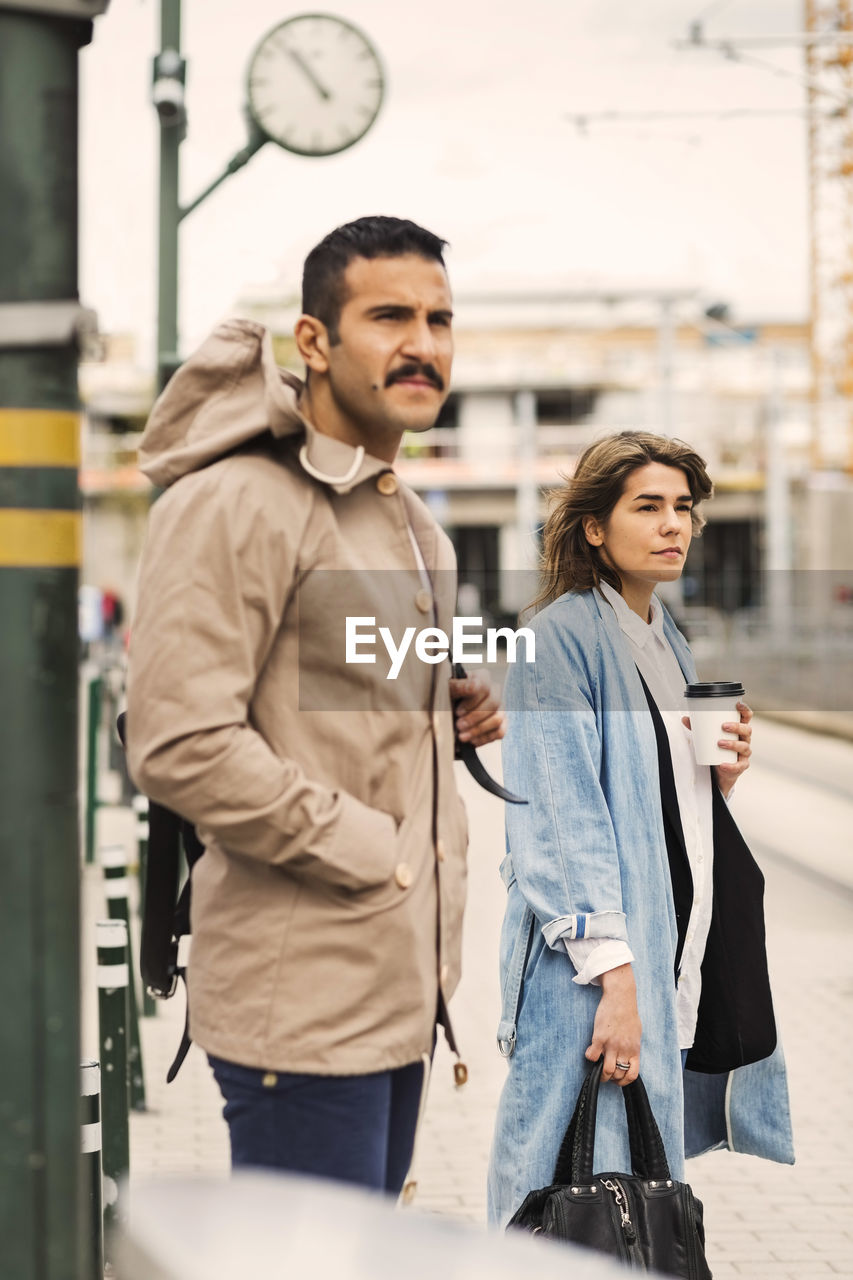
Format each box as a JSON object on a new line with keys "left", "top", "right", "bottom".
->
{"left": 127, "top": 216, "right": 505, "bottom": 1196}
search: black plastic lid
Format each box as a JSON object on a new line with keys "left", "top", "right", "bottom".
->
{"left": 684, "top": 681, "right": 745, "bottom": 698}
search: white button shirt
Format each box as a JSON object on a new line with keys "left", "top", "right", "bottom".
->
{"left": 564, "top": 583, "right": 715, "bottom": 1051}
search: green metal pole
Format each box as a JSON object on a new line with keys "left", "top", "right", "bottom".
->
{"left": 85, "top": 673, "right": 102, "bottom": 865}
{"left": 156, "top": 0, "right": 183, "bottom": 393}
{"left": 96, "top": 918, "right": 129, "bottom": 1262}
{"left": 153, "top": 0, "right": 269, "bottom": 391}
{"left": 80, "top": 1060, "right": 103, "bottom": 1280}
{"left": 101, "top": 842, "right": 147, "bottom": 1110}
{"left": 0, "top": 8, "right": 104, "bottom": 1279}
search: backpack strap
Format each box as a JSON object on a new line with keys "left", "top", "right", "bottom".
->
{"left": 117, "top": 711, "right": 200, "bottom": 1079}
{"left": 141, "top": 799, "right": 184, "bottom": 998}
{"left": 165, "top": 969, "right": 193, "bottom": 1083}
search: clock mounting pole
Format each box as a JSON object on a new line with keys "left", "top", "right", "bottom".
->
{"left": 154, "top": 0, "right": 183, "bottom": 393}
{"left": 178, "top": 123, "right": 268, "bottom": 224}
{"left": 153, "top": 7, "right": 385, "bottom": 395}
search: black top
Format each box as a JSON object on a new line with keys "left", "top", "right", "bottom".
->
{"left": 636, "top": 668, "right": 777, "bottom": 1074}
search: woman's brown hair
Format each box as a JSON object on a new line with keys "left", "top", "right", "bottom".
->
{"left": 530, "top": 431, "right": 713, "bottom": 616}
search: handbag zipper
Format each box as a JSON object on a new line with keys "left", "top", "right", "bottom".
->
{"left": 601, "top": 1178, "right": 637, "bottom": 1248}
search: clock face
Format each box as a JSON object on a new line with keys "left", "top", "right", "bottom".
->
{"left": 247, "top": 13, "right": 385, "bottom": 157}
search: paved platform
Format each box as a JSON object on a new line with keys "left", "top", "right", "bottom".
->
{"left": 81, "top": 725, "right": 853, "bottom": 1277}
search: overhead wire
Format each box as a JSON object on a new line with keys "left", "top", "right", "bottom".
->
{"left": 566, "top": 107, "right": 809, "bottom": 144}
{"left": 567, "top": 10, "right": 848, "bottom": 141}
{"left": 716, "top": 44, "right": 848, "bottom": 109}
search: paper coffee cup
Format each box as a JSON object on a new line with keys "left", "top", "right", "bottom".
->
{"left": 684, "top": 681, "right": 745, "bottom": 766}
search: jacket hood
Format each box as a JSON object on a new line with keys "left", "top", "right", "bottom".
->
{"left": 138, "top": 318, "right": 306, "bottom": 488}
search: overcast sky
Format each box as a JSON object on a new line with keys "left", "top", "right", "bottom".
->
{"left": 80, "top": 0, "right": 809, "bottom": 368}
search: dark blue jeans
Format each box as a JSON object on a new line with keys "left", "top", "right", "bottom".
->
{"left": 208, "top": 1055, "right": 426, "bottom": 1196}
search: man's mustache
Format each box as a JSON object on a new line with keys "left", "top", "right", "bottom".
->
{"left": 385, "top": 362, "right": 445, "bottom": 392}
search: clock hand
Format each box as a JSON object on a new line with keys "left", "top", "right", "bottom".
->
{"left": 285, "top": 46, "right": 331, "bottom": 101}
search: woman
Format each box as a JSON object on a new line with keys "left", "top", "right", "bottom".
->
{"left": 487, "top": 432, "right": 793, "bottom": 1226}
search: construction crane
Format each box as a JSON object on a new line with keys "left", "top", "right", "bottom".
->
{"left": 675, "top": 12, "right": 853, "bottom": 470}
{"left": 804, "top": 1, "right": 853, "bottom": 471}
{"left": 572, "top": 13, "right": 853, "bottom": 470}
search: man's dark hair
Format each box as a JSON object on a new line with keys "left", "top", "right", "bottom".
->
{"left": 301, "top": 216, "right": 448, "bottom": 342}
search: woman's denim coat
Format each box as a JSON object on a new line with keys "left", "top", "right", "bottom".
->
{"left": 487, "top": 589, "right": 794, "bottom": 1226}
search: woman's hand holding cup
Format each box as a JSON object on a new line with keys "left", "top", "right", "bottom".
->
{"left": 682, "top": 682, "right": 753, "bottom": 800}
{"left": 711, "top": 700, "right": 753, "bottom": 798}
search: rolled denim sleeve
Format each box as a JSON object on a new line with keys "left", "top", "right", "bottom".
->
{"left": 502, "top": 609, "right": 629, "bottom": 952}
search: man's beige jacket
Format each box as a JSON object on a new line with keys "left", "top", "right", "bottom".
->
{"left": 127, "top": 318, "right": 468, "bottom": 1074}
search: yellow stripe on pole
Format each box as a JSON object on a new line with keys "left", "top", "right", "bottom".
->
{"left": 0, "top": 409, "right": 80, "bottom": 466}
{"left": 0, "top": 510, "right": 82, "bottom": 567}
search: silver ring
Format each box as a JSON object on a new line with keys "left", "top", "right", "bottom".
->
{"left": 615, "top": 1060, "right": 631, "bottom": 1071}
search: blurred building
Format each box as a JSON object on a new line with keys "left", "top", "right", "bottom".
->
{"left": 79, "top": 293, "right": 852, "bottom": 636}
{"left": 78, "top": 333, "right": 152, "bottom": 622}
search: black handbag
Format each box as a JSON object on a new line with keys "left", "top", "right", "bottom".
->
{"left": 507, "top": 1058, "right": 712, "bottom": 1278}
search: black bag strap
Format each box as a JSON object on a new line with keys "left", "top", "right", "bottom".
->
{"left": 452, "top": 663, "right": 527, "bottom": 805}
{"left": 553, "top": 1058, "right": 672, "bottom": 1186}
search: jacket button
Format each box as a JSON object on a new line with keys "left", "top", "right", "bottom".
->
{"left": 394, "top": 862, "right": 413, "bottom": 889}
{"left": 415, "top": 588, "right": 433, "bottom": 613}
{"left": 440, "top": 963, "right": 449, "bottom": 984}
{"left": 436, "top": 838, "right": 446, "bottom": 862}
{"left": 376, "top": 472, "right": 398, "bottom": 496}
